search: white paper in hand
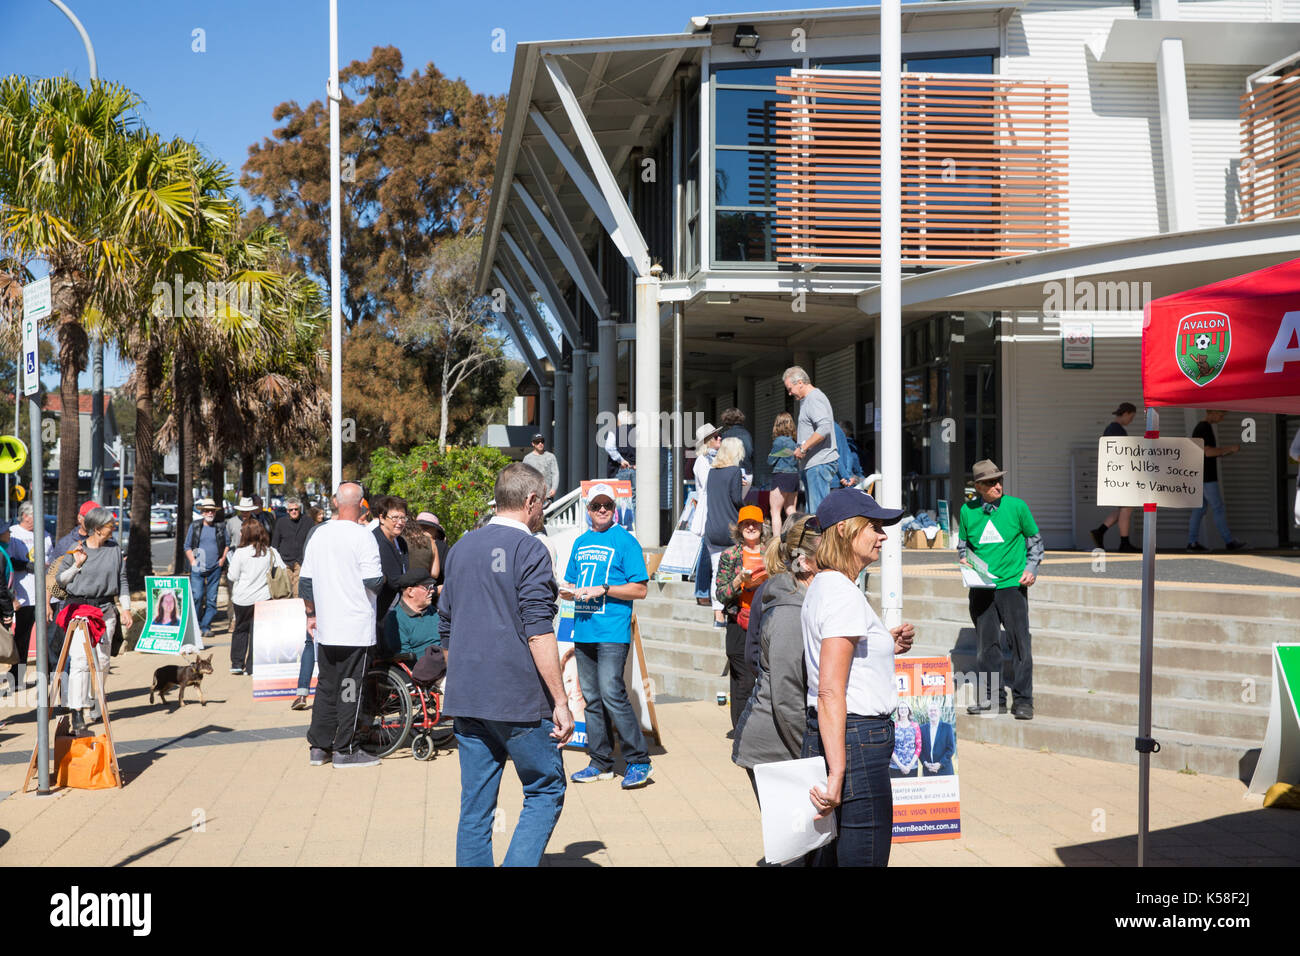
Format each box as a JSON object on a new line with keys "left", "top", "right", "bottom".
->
{"left": 754, "top": 756, "right": 837, "bottom": 865}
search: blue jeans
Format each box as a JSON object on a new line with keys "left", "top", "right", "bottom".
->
{"left": 295, "top": 634, "right": 315, "bottom": 697}
{"left": 190, "top": 567, "right": 221, "bottom": 633}
{"left": 801, "top": 709, "right": 894, "bottom": 867}
{"left": 575, "top": 641, "right": 649, "bottom": 771}
{"left": 454, "top": 716, "right": 566, "bottom": 867}
{"left": 1188, "top": 480, "right": 1234, "bottom": 546}
{"left": 803, "top": 462, "right": 838, "bottom": 515}
{"left": 693, "top": 540, "right": 713, "bottom": 600}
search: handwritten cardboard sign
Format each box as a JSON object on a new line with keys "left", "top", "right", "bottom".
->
{"left": 1096, "top": 437, "right": 1204, "bottom": 508}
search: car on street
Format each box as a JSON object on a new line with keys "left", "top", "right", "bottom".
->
{"left": 151, "top": 509, "right": 174, "bottom": 536}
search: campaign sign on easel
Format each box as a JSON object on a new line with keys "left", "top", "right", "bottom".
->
{"left": 1248, "top": 644, "right": 1300, "bottom": 794}
{"left": 890, "top": 656, "right": 961, "bottom": 843}
{"left": 134, "top": 576, "right": 202, "bottom": 654}
{"left": 251, "top": 598, "right": 313, "bottom": 700}
{"left": 557, "top": 607, "right": 661, "bottom": 750}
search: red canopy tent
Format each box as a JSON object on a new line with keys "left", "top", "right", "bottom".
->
{"left": 1143, "top": 257, "right": 1300, "bottom": 413}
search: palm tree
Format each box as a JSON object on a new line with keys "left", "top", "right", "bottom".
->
{"left": 0, "top": 76, "right": 143, "bottom": 536}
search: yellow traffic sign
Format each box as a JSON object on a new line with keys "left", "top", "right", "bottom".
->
{"left": 0, "top": 435, "right": 28, "bottom": 474}
{"left": 12, "top": 484, "right": 25, "bottom": 502}
{"left": 267, "top": 461, "right": 285, "bottom": 485}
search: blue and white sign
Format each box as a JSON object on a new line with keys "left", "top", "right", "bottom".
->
{"left": 21, "top": 276, "right": 48, "bottom": 397}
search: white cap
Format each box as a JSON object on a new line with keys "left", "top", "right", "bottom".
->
{"left": 587, "top": 482, "right": 617, "bottom": 503}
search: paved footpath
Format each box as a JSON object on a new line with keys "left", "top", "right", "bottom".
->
{"left": 1, "top": 621, "right": 1297, "bottom": 866}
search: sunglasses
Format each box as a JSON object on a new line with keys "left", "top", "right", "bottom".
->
{"left": 588, "top": 501, "right": 615, "bottom": 513}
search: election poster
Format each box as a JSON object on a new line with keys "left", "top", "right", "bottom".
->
{"left": 134, "top": 576, "right": 202, "bottom": 655}
{"left": 556, "top": 605, "right": 660, "bottom": 750}
{"left": 251, "top": 598, "right": 313, "bottom": 700}
{"left": 891, "top": 655, "right": 962, "bottom": 843}
{"left": 658, "top": 489, "right": 703, "bottom": 578}
{"left": 579, "top": 478, "right": 634, "bottom": 533}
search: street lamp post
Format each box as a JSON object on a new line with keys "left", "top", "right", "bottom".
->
{"left": 328, "top": 0, "right": 343, "bottom": 494}
{"left": 46, "top": 1, "right": 105, "bottom": 506}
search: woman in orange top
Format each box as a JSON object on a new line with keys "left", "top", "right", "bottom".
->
{"left": 715, "top": 505, "right": 772, "bottom": 729}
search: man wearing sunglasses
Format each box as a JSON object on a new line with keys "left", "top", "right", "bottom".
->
{"left": 561, "top": 483, "right": 654, "bottom": 789}
{"left": 272, "top": 496, "right": 313, "bottom": 594}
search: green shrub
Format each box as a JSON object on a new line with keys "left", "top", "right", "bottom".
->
{"left": 367, "top": 443, "right": 512, "bottom": 542}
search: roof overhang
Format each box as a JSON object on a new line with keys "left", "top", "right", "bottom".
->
{"left": 855, "top": 218, "right": 1300, "bottom": 315}
{"left": 1088, "top": 18, "right": 1300, "bottom": 67}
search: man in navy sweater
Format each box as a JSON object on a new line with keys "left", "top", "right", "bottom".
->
{"left": 438, "top": 463, "right": 573, "bottom": 866}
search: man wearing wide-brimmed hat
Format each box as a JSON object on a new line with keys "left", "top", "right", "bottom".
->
{"left": 957, "top": 460, "right": 1043, "bottom": 721}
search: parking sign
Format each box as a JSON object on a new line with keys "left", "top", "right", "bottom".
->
{"left": 22, "top": 276, "right": 49, "bottom": 397}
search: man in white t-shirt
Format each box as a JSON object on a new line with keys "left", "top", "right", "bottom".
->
{"left": 299, "top": 481, "right": 384, "bottom": 769}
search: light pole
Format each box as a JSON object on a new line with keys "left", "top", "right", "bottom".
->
{"left": 328, "top": 0, "right": 343, "bottom": 493}
{"left": 879, "top": 0, "right": 903, "bottom": 628}
{"left": 46, "top": 1, "right": 105, "bottom": 506}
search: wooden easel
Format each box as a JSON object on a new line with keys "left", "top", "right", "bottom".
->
{"left": 22, "top": 617, "right": 123, "bottom": 792}
{"left": 630, "top": 613, "right": 664, "bottom": 747}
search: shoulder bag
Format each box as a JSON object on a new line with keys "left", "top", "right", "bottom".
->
{"left": 266, "top": 548, "right": 293, "bottom": 600}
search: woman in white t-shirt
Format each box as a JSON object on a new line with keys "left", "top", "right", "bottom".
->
{"left": 225, "top": 517, "right": 286, "bottom": 676}
{"left": 800, "top": 488, "right": 915, "bottom": 867}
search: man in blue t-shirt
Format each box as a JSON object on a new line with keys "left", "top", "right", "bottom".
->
{"left": 562, "top": 483, "right": 653, "bottom": 789}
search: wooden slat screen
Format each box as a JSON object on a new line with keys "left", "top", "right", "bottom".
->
{"left": 773, "top": 72, "right": 1069, "bottom": 267}
{"left": 1240, "top": 66, "right": 1300, "bottom": 222}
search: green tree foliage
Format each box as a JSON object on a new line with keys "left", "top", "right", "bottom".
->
{"left": 367, "top": 443, "right": 511, "bottom": 542}
{"left": 242, "top": 47, "right": 503, "bottom": 328}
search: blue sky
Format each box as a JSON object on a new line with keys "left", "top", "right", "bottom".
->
{"left": 3, "top": 0, "right": 871, "bottom": 385}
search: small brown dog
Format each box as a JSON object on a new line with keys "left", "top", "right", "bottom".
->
{"left": 150, "top": 653, "right": 214, "bottom": 706}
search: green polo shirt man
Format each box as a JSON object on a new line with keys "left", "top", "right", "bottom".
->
{"left": 957, "top": 459, "right": 1044, "bottom": 721}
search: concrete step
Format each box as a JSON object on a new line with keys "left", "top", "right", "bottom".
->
{"left": 905, "top": 622, "right": 1274, "bottom": 675}
{"left": 636, "top": 614, "right": 728, "bottom": 651}
{"left": 641, "top": 637, "right": 727, "bottom": 677}
{"left": 1023, "top": 685, "right": 1267, "bottom": 741}
{"left": 876, "top": 571, "right": 1300, "bottom": 621}
{"left": 649, "top": 663, "right": 728, "bottom": 701}
{"left": 903, "top": 645, "right": 1273, "bottom": 707}
{"left": 905, "top": 596, "right": 1292, "bottom": 646}
{"left": 953, "top": 708, "right": 1258, "bottom": 780}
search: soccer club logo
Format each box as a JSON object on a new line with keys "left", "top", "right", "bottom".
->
{"left": 1174, "top": 311, "right": 1231, "bottom": 386}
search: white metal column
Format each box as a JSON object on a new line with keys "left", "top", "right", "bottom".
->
{"left": 879, "top": 0, "right": 903, "bottom": 627}
{"left": 634, "top": 271, "right": 662, "bottom": 547}
{"left": 1153, "top": 0, "right": 1197, "bottom": 232}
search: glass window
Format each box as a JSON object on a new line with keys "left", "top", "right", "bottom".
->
{"left": 714, "top": 210, "right": 772, "bottom": 262}
{"left": 715, "top": 89, "right": 780, "bottom": 146}
{"left": 812, "top": 58, "right": 880, "bottom": 71}
{"left": 905, "top": 54, "right": 994, "bottom": 74}
{"left": 715, "top": 149, "right": 776, "bottom": 207}
{"left": 714, "top": 64, "right": 793, "bottom": 88}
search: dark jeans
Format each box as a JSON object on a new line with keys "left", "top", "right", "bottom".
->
{"left": 191, "top": 567, "right": 221, "bottom": 633}
{"left": 9, "top": 606, "right": 35, "bottom": 681}
{"left": 725, "top": 620, "right": 754, "bottom": 729}
{"left": 574, "top": 641, "right": 649, "bottom": 771}
{"left": 306, "top": 643, "right": 373, "bottom": 754}
{"left": 969, "top": 586, "right": 1033, "bottom": 704}
{"left": 296, "top": 635, "right": 315, "bottom": 696}
{"left": 454, "top": 716, "right": 566, "bottom": 867}
{"left": 693, "top": 541, "right": 713, "bottom": 600}
{"left": 801, "top": 709, "right": 894, "bottom": 867}
{"left": 230, "top": 603, "right": 255, "bottom": 672}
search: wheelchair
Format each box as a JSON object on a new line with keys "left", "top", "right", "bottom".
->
{"left": 359, "top": 655, "right": 454, "bottom": 761}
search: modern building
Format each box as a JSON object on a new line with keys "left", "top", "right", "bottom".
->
{"left": 477, "top": 0, "right": 1300, "bottom": 549}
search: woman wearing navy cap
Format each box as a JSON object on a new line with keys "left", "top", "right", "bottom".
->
{"left": 801, "top": 487, "right": 915, "bottom": 866}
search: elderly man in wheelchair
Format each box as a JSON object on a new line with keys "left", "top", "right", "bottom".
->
{"left": 361, "top": 568, "right": 451, "bottom": 760}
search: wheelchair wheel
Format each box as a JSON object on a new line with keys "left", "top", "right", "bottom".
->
{"left": 411, "top": 733, "right": 435, "bottom": 761}
{"left": 359, "top": 666, "right": 412, "bottom": 757}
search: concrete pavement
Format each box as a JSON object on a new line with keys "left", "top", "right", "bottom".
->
{"left": 1, "top": 617, "right": 1296, "bottom": 866}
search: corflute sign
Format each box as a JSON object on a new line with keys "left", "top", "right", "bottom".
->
{"left": 1143, "top": 259, "right": 1300, "bottom": 413}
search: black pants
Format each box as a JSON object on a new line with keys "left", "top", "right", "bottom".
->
{"left": 968, "top": 586, "right": 1033, "bottom": 704}
{"left": 725, "top": 620, "right": 754, "bottom": 729}
{"left": 9, "top": 606, "right": 35, "bottom": 679}
{"left": 307, "top": 644, "right": 373, "bottom": 754}
{"left": 230, "top": 603, "right": 255, "bottom": 672}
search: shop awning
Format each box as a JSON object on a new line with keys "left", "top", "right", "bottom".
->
{"left": 1142, "top": 257, "right": 1300, "bottom": 413}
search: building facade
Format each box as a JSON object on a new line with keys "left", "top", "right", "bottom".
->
{"left": 477, "top": 0, "right": 1300, "bottom": 548}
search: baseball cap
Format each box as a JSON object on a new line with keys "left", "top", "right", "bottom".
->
{"left": 531, "top": 433, "right": 545, "bottom": 443}
{"left": 815, "top": 487, "right": 904, "bottom": 530}
{"left": 737, "top": 505, "right": 764, "bottom": 525}
{"left": 587, "top": 482, "right": 617, "bottom": 504}
{"left": 396, "top": 568, "right": 437, "bottom": 590}
{"left": 79, "top": 500, "right": 102, "bottom": 518}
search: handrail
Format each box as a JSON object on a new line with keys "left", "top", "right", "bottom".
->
{"left": 544, "top": 487, "right": 584, "bottom": 529}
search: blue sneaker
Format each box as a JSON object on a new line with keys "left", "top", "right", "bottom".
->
{"left": 571, "top": 764, "right": 614, "bottom": 783}
{"left": 621, "top": 763, "right": 654, "bottom": 789}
